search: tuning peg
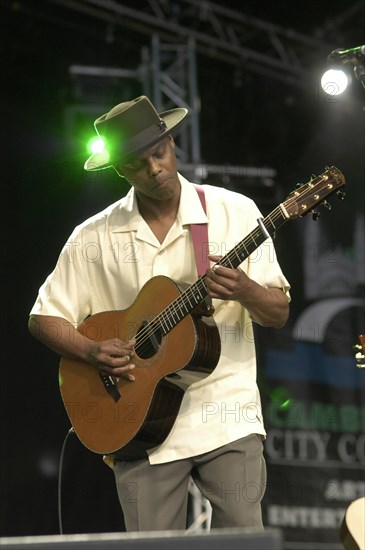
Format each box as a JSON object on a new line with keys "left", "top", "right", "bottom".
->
{"left": 322, "top": 200, "right": 332, "bottom": 210}
{"left": 296, "top": 183, "right": 302, "bottom": 188}
{"left": 311, "top": 210, "right": 320, "bottom": 221}
{"left": 311, "top": 174, "right": 317, "bottom": 180}
{"left": 336, "top": 190, "right": 346, "bottom": 200}
{"left": 353, "top": 344, "right": 365, "bottom": 368}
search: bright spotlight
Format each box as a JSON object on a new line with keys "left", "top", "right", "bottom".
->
{"left": 88, "top": 137, "right": 105, "bottom": 154}
{"left": 321, "top": 69, "right": 349, "bottom": 96}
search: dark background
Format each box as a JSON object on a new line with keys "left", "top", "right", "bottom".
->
{"left": 2, "top": 0, "right": 364, "bottom": 540}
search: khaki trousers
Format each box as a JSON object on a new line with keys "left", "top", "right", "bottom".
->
{"left": 114, "top": 433, "right": 267, "bottom": 532}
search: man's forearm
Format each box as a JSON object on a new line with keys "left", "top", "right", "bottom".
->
{"left": 28, "top": 314, "right": 91, "bottom": 361}
{"left": 239, "top": 283, "right": 289, "bottom": 328}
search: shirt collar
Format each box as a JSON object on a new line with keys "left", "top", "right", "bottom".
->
{"left": 110, "top": 173, "right": 208, "bottom": 234}
{"left": 177, "top": 173, "right": 208, "bottom": 226}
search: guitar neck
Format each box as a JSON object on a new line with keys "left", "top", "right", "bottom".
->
{"left": 213, "top": 203, "right": 289, "bottom": 270}
{"left": 153, "top": 203, "right": 289, "bottom": 336}
{"left": 133, "top": 165, "right": 346, "bottom": 356}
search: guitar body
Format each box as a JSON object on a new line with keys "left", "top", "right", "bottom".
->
{"left": 340, "top": 497, "right": 365, "bottom": 550}
{"left": 341, "top": 336, "right": 365, "bottom": 550}
{"left": 59, "top": 275, "right": 220, "bottom": 459}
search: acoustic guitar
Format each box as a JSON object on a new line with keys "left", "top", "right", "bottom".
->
{"left": 59, "top": 166, "right": 346, "bottom": 459}
{"left": 339, "top": 337, "right": 365, "bottom": 549}
{"left": 353, "top": 334, "right": 365, "bottom": 368}
{"left": 340, "top": 497, "right": 365, "bottom": 549}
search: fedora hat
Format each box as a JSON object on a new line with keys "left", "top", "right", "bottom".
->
{"left": 84, "top": 95, "right": 188, "bottom": 171}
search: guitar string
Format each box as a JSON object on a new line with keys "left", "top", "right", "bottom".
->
{"left": 135, "top": 196, "right": 298, "bottom": 347}
{"left": 134, "top": 193, "right": 312, "bottom": 354}
{"left": 133, "top": 172, "right": 342, "bottom": 354}
{"left": 134, "top": 204, "right": 286, "bottom": 354}
{"left": 133, "top": 184, "right": 326, "bottom": 354}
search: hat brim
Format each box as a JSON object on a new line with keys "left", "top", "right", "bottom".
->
{"left": 84, "top": 107, "right": 188, "bottom": 171}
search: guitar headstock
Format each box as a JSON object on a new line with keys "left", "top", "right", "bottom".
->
{"left": 353, "top": 334, "right": 365, "bottom": 368}
{"left": 283, "top": 166, "right": 346, "bottom": 219}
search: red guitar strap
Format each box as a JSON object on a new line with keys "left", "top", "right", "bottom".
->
{"left": 191, "top": 184, "right": 209, "bottom": 276}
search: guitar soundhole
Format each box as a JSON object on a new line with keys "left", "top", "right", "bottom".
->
{"left": 136, "top": 320, "right": 163, "bottom": 360}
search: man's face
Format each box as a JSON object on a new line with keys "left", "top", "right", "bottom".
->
{"left": 118, "top": 135, "right": 180, "bottom": 201}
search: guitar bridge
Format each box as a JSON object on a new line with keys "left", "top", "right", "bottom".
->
{"left": 99, "top": 373, "right": 121, "bottom": 402}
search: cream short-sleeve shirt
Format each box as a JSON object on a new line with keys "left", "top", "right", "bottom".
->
{"left": 31, "top": 174, "right": 290, "bottom": 464}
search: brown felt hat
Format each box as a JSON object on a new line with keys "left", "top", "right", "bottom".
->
{"left": 84, "top": 95, "right": 188, "bottom": 171}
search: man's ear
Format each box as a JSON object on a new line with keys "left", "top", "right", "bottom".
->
{"left": 168, "top": 134, "right": 175, "bottom": 147}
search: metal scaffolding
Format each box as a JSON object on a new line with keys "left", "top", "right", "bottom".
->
{"left": 67, "top": 33, "right": 278, "bottom": 189}
{"left": 45, "top": 0, "right": 362, "bottom": 86}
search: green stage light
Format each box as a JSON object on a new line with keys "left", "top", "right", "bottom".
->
{"left": 88, "top": 137, "right": 106, "bottom": 154}
{"left": 280, "top": 399, "right": 292, "bottom": 410}
{"left": 270, "top": 386, "right": 292, "bottom": 409}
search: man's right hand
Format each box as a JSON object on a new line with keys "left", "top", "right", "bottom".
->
{"left": 88, "top": 338, "right": 136, "bottom": 381}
